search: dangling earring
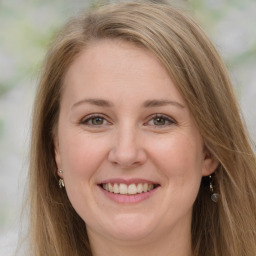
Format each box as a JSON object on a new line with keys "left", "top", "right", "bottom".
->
{"left": 59, "top": 178, "right": 65, "bottom": 188}
{"left": 209, "top": 175, "right": 219, "bottom": 203}
{"left": 58, "top": 169, "right": 65, "bottom": 188}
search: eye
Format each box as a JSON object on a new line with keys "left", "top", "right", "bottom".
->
{"left": 146, "top": 114, "right": 176, "bottom": 127}
{"left": 80, "top": 114, "right": 109, "bottom": 126}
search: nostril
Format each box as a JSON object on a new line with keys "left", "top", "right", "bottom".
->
{"left": 108, "top": 142, "right": 147, "bottom": 168}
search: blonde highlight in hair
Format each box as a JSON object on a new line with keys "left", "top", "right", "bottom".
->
{"left": 28, "top": 1, "right": 256, "bottom": 255}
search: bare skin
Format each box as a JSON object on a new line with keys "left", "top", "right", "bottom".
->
{"left": 55, "top": 39, "right": 218, "bottom": 256}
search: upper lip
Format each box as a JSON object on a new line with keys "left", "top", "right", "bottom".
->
{"left": 98, "top": 178, "right": 160, "bottom": 185}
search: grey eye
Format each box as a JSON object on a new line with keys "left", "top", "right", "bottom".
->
{"left": 81, "top": 115, "right": 108, "bottom": 126}
{"left": 153, "top": 117, "right": 167, "bottom": 126}
{"left": 91, "top": 117, "right": 104, "bottom": 125}
{"left": 147, "top": 114, "right": 175, "bottom": 127}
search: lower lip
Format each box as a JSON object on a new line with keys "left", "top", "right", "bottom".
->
{"left": 99, "top": 186, "right": 159, "bottom": 204}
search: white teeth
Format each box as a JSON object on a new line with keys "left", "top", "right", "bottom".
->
{"left": 143, "top": 183, "right": 148, "bottom": 192}
{"left": 137, "top": 183, "right": 143, "bottom": 193}
{"left": 148, "top": 184, "right": 154, "bottom": 190}
{"left": 119, "top": 183, "right": 128, "bottom": 194}
{"left": 113, "top": 183, "right": 119, "bottom": 194}
{"left": 102, "top": 182, "right": 156, "bottom": 195}
{"left": 128, "top": 184, "right": 137, "bottom": 195}
{"left": 109, "top": 183, "right": 113, "bottom": 192}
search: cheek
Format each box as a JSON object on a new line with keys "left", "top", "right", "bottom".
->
{"left": 58, "top": 129, "right": 109, "bottom": 180}
{"left": 148, "top": 133, "right": 203, "bottom": 187}
{"left": 57, "top": 131, "right": 110, "bottom": 218}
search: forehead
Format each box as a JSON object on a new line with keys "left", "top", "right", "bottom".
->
{"left": 65, "top": 39, "right": 166, "bottom": 80}
{"left": 61, "top": 39, "right": 186, "bottom": 106}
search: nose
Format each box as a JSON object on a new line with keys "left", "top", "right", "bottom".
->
{"left": 108, "top": 125, "right": 147, "bottom": 169}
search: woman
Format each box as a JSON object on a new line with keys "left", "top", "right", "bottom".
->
{"left": 28, "top": 1, "right": 256, "bottom": 255}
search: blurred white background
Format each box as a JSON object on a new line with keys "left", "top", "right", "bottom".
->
{"left": 0, "top": 0, "right": 255, "bottom": 255}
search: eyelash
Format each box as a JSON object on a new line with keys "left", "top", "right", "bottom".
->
{"left": 80, "top": 114, "right": 109, "bottom": 126}
{"left": 146, "top": 114, "right": 176, "bottom": 127}
{"left": 79, "top": 114, "right": 176, "bottom": 128}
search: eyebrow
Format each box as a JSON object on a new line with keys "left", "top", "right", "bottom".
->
{"left": 143, "top": 99, "right": 185, "bottom": 109}
{"left": 72, "top": 98, "right": 185, "bottom": 109}
{"left": 72, "top": 98, "right": 114, "bottom": 109}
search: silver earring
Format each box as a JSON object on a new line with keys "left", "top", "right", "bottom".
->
{"left": 209, "top": 175, "right": 219, "bottom": 203}
{"left": 58, "top": 170, "right": 64, "bottom": 188}
{"left": 59, "top": 178, "right": 65, "bottom": 188}
{"left": 58, "top": 169, "right": 63, "bottom": 174}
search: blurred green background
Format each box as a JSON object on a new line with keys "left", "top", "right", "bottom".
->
{"left": 0, "top": 0, "right": 255, "bottom": 254}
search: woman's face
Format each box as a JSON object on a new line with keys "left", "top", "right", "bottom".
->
{"left": 55, "top": 39, "right": 217, "bottom": 244}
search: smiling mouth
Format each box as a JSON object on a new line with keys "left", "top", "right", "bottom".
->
{"left": 100, "top": 183, "right": 160, "bottom": 195}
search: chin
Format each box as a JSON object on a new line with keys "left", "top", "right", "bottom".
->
{"left": 102, "top": 213, "right": 157, "bottom": 242}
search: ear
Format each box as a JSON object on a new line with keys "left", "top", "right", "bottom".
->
{"left": 202, "top": 147, "right": 219, "bottom": 176}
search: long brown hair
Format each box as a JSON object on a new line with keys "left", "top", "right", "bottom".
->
{"left": 28, "top": 1, "right": 256, "bottom": 255}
